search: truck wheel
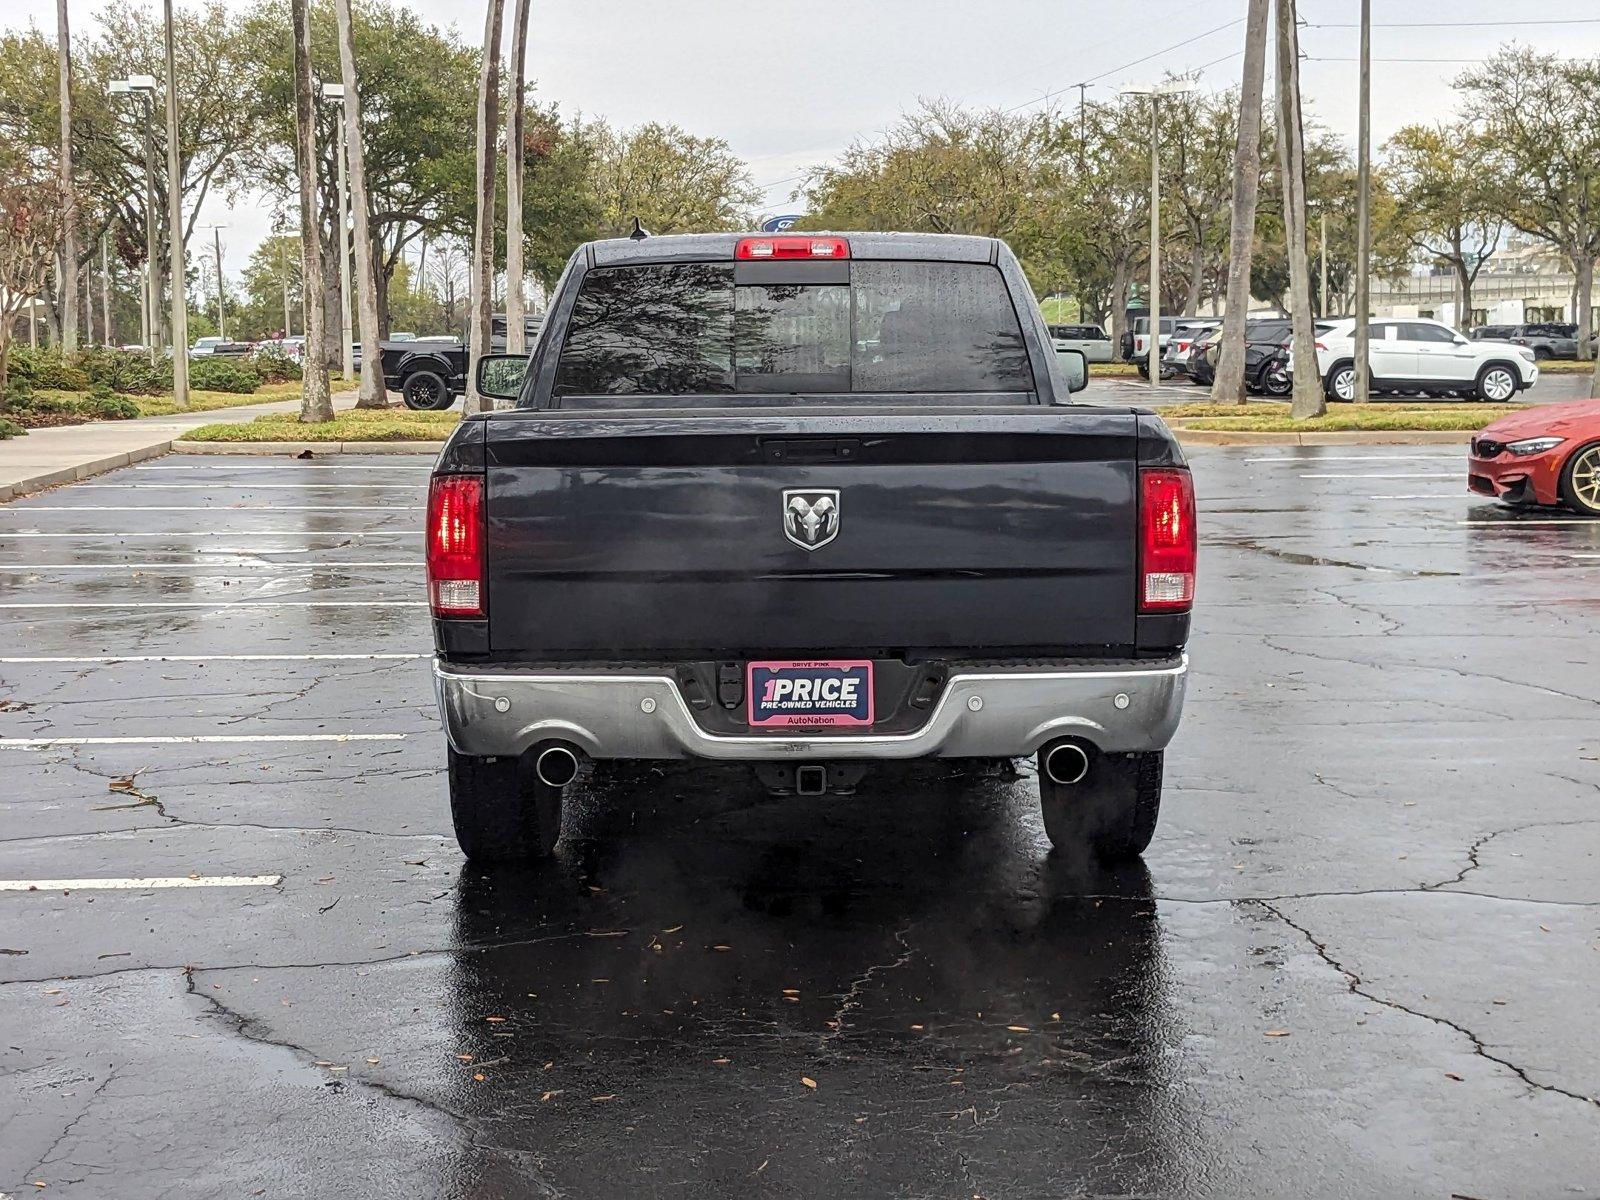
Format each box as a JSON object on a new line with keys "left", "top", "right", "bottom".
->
{"left": 402, "top": 369, "right": 450, "bottom": 411}
{"left": 1037, "top": 748, "right": 1162, "bottom": 861}
{"left": 448, "top": 748, "right": 563, "bottom": 862}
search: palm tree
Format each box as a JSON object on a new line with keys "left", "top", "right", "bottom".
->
{"left": 1210, "top": 0, "right": 1270, "bottom": 405}
{"left": 466, "top": 0, "right": 507, "bottom": 415}
{"left": 334, "top": 0, "right": 386, "bottom": 408}
{"left": 1275, "top": 0, "right": 1324, "bottom": 419}
{"left": 504, "top": 0, "right": 532, "bottom": 356}
{"left": 291, "top": 0, "right": 332, "bottom": 422}
{"left": 56, "top": 0, "right": 79, "bottom": 353}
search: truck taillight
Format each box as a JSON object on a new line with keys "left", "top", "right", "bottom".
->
{"left": 426, "top": 475, "right": 485, "bottom": 618}
{"left": 734, "top": 236, "right": 850, "bottom": 260}
{"left": 1139, "top": 469, "right": 1196, "bottom": 612}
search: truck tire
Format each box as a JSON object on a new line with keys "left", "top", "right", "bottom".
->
{"left": 402, "top": 369, "right": 451, "bottom": 411}
{"left": 1038, "top": 748, "right": 1162, "bottom": 861}
{"left": 448, "top": 748, "right": 563, "bottom": 862}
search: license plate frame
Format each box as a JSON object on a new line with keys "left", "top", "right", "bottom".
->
{"left": 746, "top": 659, "right": 875, "bottom": 729}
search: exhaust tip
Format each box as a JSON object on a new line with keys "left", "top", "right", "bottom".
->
{"left": 1043, "top": 742, "right": 1090, "bottom": 786}
{"left": 534, "top": 744, "right": 580, "bottom": 789}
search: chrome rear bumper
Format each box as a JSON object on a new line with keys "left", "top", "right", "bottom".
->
{"left": 435, "top": 656, "right": 1187, "bottom": 761}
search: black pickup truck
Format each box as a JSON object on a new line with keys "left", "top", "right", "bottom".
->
{"left": 381, "top": 314, "right": 543, "bottom": 410}
{"left": 427, "top": 232, "right": 1194, "bottom": 864}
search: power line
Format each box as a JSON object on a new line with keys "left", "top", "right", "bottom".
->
{"left": 1306, "top": 17, "right": 1600, "bottom": 28}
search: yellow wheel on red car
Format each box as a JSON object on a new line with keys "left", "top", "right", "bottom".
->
{"left": 1560, "top": 442, "right": 1600, "bottom": 516}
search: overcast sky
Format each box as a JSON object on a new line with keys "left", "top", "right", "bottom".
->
{"left": 9, "top": 0, "right": 1600, "bottom": 283}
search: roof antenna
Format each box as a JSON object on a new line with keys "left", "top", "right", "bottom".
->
{"left": 628, "top": 217, "right": 650, "bottom": 241}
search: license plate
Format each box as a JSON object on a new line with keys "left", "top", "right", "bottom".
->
{"left": 746, "top": 660, "right": 874, "bottom": 728}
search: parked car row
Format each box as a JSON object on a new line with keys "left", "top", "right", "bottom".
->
{"left": 1469, "top": 322, "right": 1595, "bottom": 361}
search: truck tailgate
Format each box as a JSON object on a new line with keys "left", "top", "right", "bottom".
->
{"left": 483, "top": 409, "right": 1140, "bottom": 657}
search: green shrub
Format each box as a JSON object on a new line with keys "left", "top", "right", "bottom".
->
{"left": 189, "top": 357, "right": 260, "bottom": 394}
{"left": 3, "top": 375, "right": 35, "bottom": 405}
{"left": 9, "top": 347, "right": 90, "bottom": 391}
{"left": 78, "top": 347, "right": 171, "bottom": 395}
{"left": 0, "top": 416, "right": 25, "bottom": 439}
{"left": 251, "top": 345, "right": 302, "bottom": 383}
{"left": 91, "top": 395, "right": 140, "bottom": 419}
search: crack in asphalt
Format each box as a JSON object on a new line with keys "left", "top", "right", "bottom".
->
{"left": 1254, "top": 900, "right": 1600, "bottom": 1111}
{"left": 1422, "top": 818, "right": 1600, "bottom": 892}
{"left": 18, "top": 1065, "right": 117, "bottom": 1186}
{"left": 819, "top": 922, "right": 916, "bottom": 1053}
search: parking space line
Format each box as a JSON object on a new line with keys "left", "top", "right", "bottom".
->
{"left": 0, "top": 733, "right": 408, "bottom": 746}
{"left": 71, "top": 483, "right": 424, "bottom": 490}
{"left": 0, "top": 653, "right": 425, "bottom": 662}
{"left": 3, "top": 505, "right": 423, "bottom": 512}
{"left": 0, "top": 531, "right": 408, "bottom": 538}
{"left": 1368, "top": 494, "right": 1471, "bottom": 500}
{"left": 1301, "top": 473, "right": 1462, "bottom": 480}
{"left": 0, "top": 875, "right": 282, "bottom": 891}
{"left": 0, "top": 600, "right": 426, "bottom": 609}
{"left": 0, "top": 562, "right": 418, "bottom": 570}
{"left": 1245, "top": 454, "right": 1459, "bottom": 463}
{"left": 135, "top": 464, "right": 432, "bottom": 471}
{"left": 1460, "top": 519, "right": 1598, "bottom": 527}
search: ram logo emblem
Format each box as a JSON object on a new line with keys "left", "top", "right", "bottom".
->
{"left": 782, "top": 489, "right": 841, "bottom": 551}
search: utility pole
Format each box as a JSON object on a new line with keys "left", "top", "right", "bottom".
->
{"left": 1354, "top": 0, "right": 1372, "bottom": 404}
{"left": 1124, "top": 82, "right": 1191, "bottom": 394}
{"left": 1075, "top": 82, "right": 1092, "bottom": 163}
{"left": 161, "top": 0, "right": 188, "bottom": 407}
{"left": 101, "top": 234, "right": 111, "bottom": 346}
{"left": 321, "top": 82, "right": 354, "bottom": 382}
{"left": 202, "top": 224, "right": 227, "bottom": 339}
{"left": 1319, "top": 209, "right": 1329, "bottom": 318}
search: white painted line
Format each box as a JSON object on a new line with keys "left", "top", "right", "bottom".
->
{"left": 1301, "top": 472, "right": 1462, "bottom": 480}
{"left": 0, "top": 875, "right": 282, "bottom": 891}
{"left": 0, "top": 653, "right": 425, "bottom": 663}
{"left": 0, "top": 600, "right": 425, "bottom": 609}
{"left": 1368, "top": 494, "right": 1472, "bottom": 500}
{"left": 0, "top": 561, "right": 418, "bottom": 570}
{"left": 1460, "top": 519, "right": 1599, "bottom": 527}
{"left": 136, "top": 464, "right": 431, "bottom": 471}
{"left": 72, "top": 483, "right": 424, "bottom": 490}
{"left": 0, "top": 530, "right": 408, "bottom": 538}
{"left": 0, "top": 733, "right": 407, "bottom": 747}
{"left": 3, "top": 505, "right": 422, "bottom": 512}
{"left": 1246, "top": 453, "right": 1459, "bottom": 463}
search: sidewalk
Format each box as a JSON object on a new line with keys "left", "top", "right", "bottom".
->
{"left": 0, "top": 389, "right": 357, "bottom": 501}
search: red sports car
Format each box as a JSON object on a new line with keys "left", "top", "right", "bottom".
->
{"left": 1468, "top": 400, "right": 1600, "bottom": 515}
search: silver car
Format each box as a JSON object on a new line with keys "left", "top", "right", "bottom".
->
{"left": 1049, "top": 323, "right": 1114, "bottom": 364}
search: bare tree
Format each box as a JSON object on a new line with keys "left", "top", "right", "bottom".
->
{"left": 1210, "top": 0, "right": 1270, "bottom": 404}
{"left": 504, "top": 0, "right": 532, "bottom": 355}
{"left": 56, "top": 0, "right": 79, "bottom": 353}
{"left": 466, "top": 0, "right": 506, "bottom": 415}
{"left": 291, "top": 0, "right": 331, "bottom": 422}
{"left": 1275, "top": 0, "right": 1323, "bottom": 419}
{"left": 333, "top": 0, "right": 386, "bottom": 408}
{"left": 0, "top": 176, "right": 69, "bottom": 397}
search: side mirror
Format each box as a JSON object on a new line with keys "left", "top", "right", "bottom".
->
{"left": 1055, "top": 348, "right": 1089, "bottom": 395}
{"left": 476, "top": 353, "right": 529, "bottom": 403}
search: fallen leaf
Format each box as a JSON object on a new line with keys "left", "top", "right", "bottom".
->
{"left": 1539, "top": 925, "right": 1551, "bottom": 933}
{"left": 1007, "top": 1025, "right": 1030, "bottom": 1033}
{"left": 591, "top": 1094, "right": 615, "bottom": 1102}
{"left": 540, "top": 1089, "right": 561, "bottom": 1101}
{"left": 781, "top": 988, "right": 800, "bottom": 996}
{"left": 910, "top": 1024, "right": 924, "bottom": 1031}
{"left": 1445, "top": 1072, "right": 1463, "bottom": 1082}
{"left": 712, "top": 1057, "right": 730, "bottom": 1065}
{"left": 712, "top": 944, "right": 731, "bottom": 952}
{"left": 456, "top": 1054, "right": 475, "bottom": 1062}
{"left": 403, "top": 858, "right": 426, "bottom": 866}
{"left": 366, "top": 1057, "right": 380, "bottom": 1065}
{"left": 662, "top": 924, "right": 683, "bottom": 934}
{"left": 484, "top": 1015, "right": 507, "bottom": 1023}
{"left": 472, "top": 1072, "right": 485, "bottom": 1082}
{"left": 1263, "top": 1030, "right": 1291, "bottom": 1038}
{"left": 800, "top": 1076, "right": 818, "bottom": 1090}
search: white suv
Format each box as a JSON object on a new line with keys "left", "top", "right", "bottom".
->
{"left": 1293, "top": 317, "right": 1538, "bottom": 401}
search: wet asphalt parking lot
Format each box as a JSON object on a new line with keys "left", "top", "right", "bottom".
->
{"left": 1, "top": 444, "right": 1598, "bottom": 1199}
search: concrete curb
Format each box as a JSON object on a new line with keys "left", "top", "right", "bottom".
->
{"left": 171, "top": 440, "right": 448, "bottom": 456}
{"left": 0, "top": 442, "right": 175, "bottom": 502}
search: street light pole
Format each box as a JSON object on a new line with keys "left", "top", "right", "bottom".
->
{"left": 1124, "top": 82, "right": 1191, "bottom": 394}
{"left": 202, "top": 224, "right": 227, "bottom": 339}
{"left": 1320, "top": 209, "right": 1328, "bottom": 318}
{"left": 1354, "top": 0, "right": 1372, "bottom": 404}
{"left": 321, "top": 82, "right": 354, "bottom": 382}
{"left": 161, "top": 0, "right": 189, "bottom": 407}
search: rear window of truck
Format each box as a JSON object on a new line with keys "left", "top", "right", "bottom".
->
{"left": 551, "top": 260, "right": 1031, "bottom": 398}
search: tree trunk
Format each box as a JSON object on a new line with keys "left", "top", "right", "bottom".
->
{"left": 1211, "top": 0, "right": 1271, "bottom": 404}
{"left": 1185, "top": 221, "right": 1204, "bottom": 316}
{"left": 504, "top": 0, "right": 532, "bottom": 355}
{"left": 1576, "top": 251, "right": 1595, "bottom": 369}
{"left": 374, "top": 231, "right": 392, "bottom": 337}
{"left": 1109, "top": 256, "right": 1132, "bottom": 353}
{"left": 292, "top": 0, "right": 332, "bottom": 423}
{"left": 56, "top": 0, "right": 78, "bottom": 355}
{"left": 334, "top": 0, "right": 387, "bottom": 408}
{"left": 466, "top": 0, "right": 507, "bottom": 415}
{"left": 1275, "top": 0, "right": 1323, "bottom": 420}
